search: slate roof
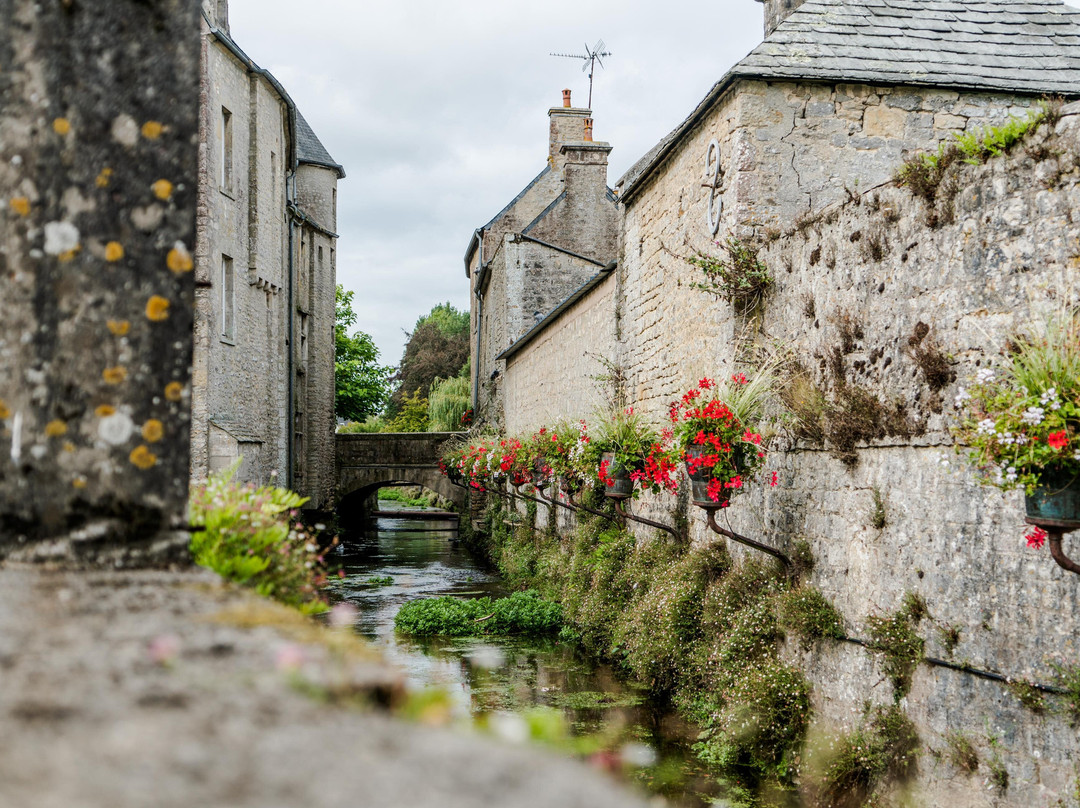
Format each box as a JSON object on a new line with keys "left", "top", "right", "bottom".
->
{"left": 618, "top": 0, "right": 1080, "bottom": 201}
{"left": 296, "top": 110, "right": 345, "bottom": 178}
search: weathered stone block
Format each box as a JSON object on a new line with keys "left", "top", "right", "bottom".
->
{"left": 0, "top": 0, "right": 200, "bottom": 564}
{"left": 863, "top": 105, "right": 909, "bottom": 138}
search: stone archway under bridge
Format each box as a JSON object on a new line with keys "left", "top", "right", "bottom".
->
{"left": 335, "top": 432, "right": 466, "bottom": 527}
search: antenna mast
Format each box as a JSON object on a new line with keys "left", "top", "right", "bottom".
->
{"left": 550, "top": 40, "right": 611, "bottom": 109}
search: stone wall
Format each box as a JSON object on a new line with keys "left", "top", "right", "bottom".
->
{"left": 0, "top": 0, "right": 200, "bottom": 563}
{"left": 192, "top": 24, "right": 290, "bottom": 487}
{"left": 503, "top": 273, "right": 616, "bottom": 436}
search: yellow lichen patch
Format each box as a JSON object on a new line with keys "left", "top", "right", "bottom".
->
{"left": 57, "top": 246, "right": 80, "bottom": 263}
{"left": 94, "top": 404, "right": 116, "bottom": 417}
{"left": 166, "top": 244, "right": 193, "bottom": 274}
{"left": 141, "top": 121, "right": 163, "bottom": 140}
{"left": 151, "top": 179, "right": 174, "bottom": 201}
{"left": 129, "top": 445, "right": 157, "bottom": 470}
{"left": 96, "top": 167, "right": 113, "bottom": 188}
{"left": 53, "top": 117, "right": 71, "bottom": 135}
{"left": 104, "top": 241, "right": 124, "bottom": 262}
{"left": 44, "top": 420, "right": 67, "bottom": 437}
{"left": 102, "top": 366, "right": 127, "bottom": 385}
{"left": 145, "top": 295, "right": 170, "bottom": 321}
{"left": 142, "top": 419, "right": 164, "bottom": 443}
{"left": 106, "top": 319, "right": 130, "bottom": 336}
{"left": 62, "top": 441, "right": 76, "bottom": 453}
{"left": 72, "top": 476, "right": 88, "bottom": 489}
{"left": 0, "top": 400, "right": 10, "bottom": 420}
{"left": 9, "top": 197, "right": 30, "bottom": 217}
{"left": 164, "top": 382, "right": 184, "bottom": 402}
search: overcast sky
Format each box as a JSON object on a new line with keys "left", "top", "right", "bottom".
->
{"left": 228, "top": 0, "right": 766, "bottom": 366}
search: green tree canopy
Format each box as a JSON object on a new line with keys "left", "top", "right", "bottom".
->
{"left": 390, "top": 302, "right": 470, "bottom": 414}
{"left": 335, "top": 285, "right": 393, "bottom": 422}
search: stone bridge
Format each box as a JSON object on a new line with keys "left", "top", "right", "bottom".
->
{"left": 335, "top": 432, "right": 466, "bottom": 523}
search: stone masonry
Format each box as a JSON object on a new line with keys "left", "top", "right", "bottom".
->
{"left": 0, "top": 0, "right": 200, "bottom": 563}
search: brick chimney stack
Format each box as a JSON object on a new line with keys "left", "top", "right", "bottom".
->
{"left": 548, "top": 90, "right": 591, "bottom": 165}
{"left": 754, "top": 0, "right": 807, "bottom": 37}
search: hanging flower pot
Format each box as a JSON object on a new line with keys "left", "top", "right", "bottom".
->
{"left": 690, "top": 478, "right": 730, "bottom": 509}
{"left": 1024, "top": 469, "right": 1080, "bottom": 528}
{"left": 599, "top": 451, "right": 634, "bottom": 499}
{"left": 532, "top": 457, "right": 550, "bottom": 490}
{"left": 684, "top": 443, "right": 714, "bottom": 482}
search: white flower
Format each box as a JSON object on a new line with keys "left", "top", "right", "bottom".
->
{"left": 977, "top": 418, "right": 997, "bottom": 435}
{"left": 1040, "top": 388, "right": 1062, "bottom": 411}
{"left": 976, "top": 368, "right": 995, "bottom": 384}
{"left": 936, "top": 451, "right": 952, "bottom": 469}
{"left": 954, "top": 387, "right": 971, "bottom": 407}
{"left": 1021, "top": 406, "right": 1045, "bottom": 426}
{"left": 1074, "top": 449, "right": 1080, "bottom": 461}
{"left": 1005, "top": 466, "right": 1018, "bottom": 482}
{"left": 304, "top": 542, "right": 317, "bottom": 552}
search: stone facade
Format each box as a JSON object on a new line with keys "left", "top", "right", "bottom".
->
{"left": 192, "top": 1, "right": 341, "bottom": 509}
{"left": 484, "top": 1, "right": 1080, "bottom": 802}
{"left": 466, "top": 92, "right": 618, "bottom": 429}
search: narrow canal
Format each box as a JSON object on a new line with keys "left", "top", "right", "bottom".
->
{"left": 326, "top": 499, "right": 724, "bottom": 807}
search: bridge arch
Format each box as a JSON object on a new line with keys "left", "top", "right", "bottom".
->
{"left": 335, "top": 432, "right": 466, "bottom": 523}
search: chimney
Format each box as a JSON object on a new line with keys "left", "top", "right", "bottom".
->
{"left": 547, "top": 90, "right": 590, "bottom": 165}
{"left": 754, "top": 0, "right": 806, "bottom": 37}
{"left": 584, "top": 118, "right": 593, "bottom": 142}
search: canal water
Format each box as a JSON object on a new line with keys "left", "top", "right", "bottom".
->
{"left": 325, "top": 501, "right": 725, "bottom": 807}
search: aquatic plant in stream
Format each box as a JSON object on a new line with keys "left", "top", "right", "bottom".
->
{"left": 394, "top": 590, "right": 562, "bottom": 637}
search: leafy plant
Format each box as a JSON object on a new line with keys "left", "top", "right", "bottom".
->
{"left": 945, "top": 731, "right": 980, "bottom": 773}
{"left": 1005, "top": 679, "right": 1046, "bottom": 714}
{"left": 952, "top": 308, "right": 1080, "bottom": 494}
{"left": 865, "top": 594, "right": 927, "bottom": 701}
{"left": 685, "top": 237, "right": 773, "bottom": 306}
{"left": 814, "top": 705, "right": 919, "bottom": 807}
{"left": 335, "top": 285, "right": 393, "bottom": 421}
{"left": 776, "top": 586, "right": 845, "bottom": 647}
{"left": 394, "top": 590, "right": 562, "bottom": 636}
{"left": 428, "top": 372, "right": 471, "bottom": 432}
{"left": 390, "top": 302, "right": 469, "bottom": 415}
{"left": 188, "top": 462, "right": 329, "bottom": 613}
{"left": 386, "top": 388, "right": 430, "bottom": 432}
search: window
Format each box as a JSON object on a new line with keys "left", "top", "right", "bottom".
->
{"left": 221, "top": 254, "right": 235, "bottom": 341}
{"left": 220, "top": 107, "right": 233, "bottom": 192}
{"left": 299, "top": 312, "right": 309, "bottom": 366}
{"left": 270, "top": 151, "right": 277, "bottom": 204}
{"left": 331, "top": 188, "right": 337, "bottom": 224}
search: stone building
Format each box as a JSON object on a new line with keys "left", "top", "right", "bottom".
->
{"left": 192, "top": 0, "right": 343, "bottom": 509}
{"left": 478, "top": 0, "right": 1080, "bottom": 802}
{"left": 464, "top": 90, "right": 618, "bottom": 429}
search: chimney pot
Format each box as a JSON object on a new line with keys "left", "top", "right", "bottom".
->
{"left": 584, "top": 118, "right": 593, "bottom": 142}
{"left": 562, "top": 89, "right": 572, "bottom": 108}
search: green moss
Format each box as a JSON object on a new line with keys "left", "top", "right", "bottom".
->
{"left": 865, "top": 594, "right": 927, "bottom": 701}
{"left": 869, "top": 487, "right": 887, "bottom": 530}
{"left": 546, "top": 690, "right": 645, "bottom": 710}
{"left": 814, "top": 705, "right": 919, "bottom": 807}
{"left": 366, "top": 575, "right": 394, "bottom": 586}
{"left": 1052, "top": 662, "right": 1080, "bottom": 725}
{"left": 777, "top": 586, "right": 845, "bottom": 647}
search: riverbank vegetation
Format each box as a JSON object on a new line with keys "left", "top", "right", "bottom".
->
{"left": 188, "top": 464, "right": 331, "bottom": 614}
{"left": 463, "top": 493, "right": 900, "bottom": 805}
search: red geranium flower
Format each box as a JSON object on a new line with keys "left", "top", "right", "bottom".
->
{"left": 1025, "top": 526, "right": 1047, "bottom": 549}
{"left": 1048, "top": 430, "right": 1068, "bottom": 450}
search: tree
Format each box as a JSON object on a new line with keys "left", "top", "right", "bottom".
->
{"left": 335, "top": 285, "right": 392, "bottom": 422}
{"left": 386, "top": 388, "right": 429, "bottom": 432}
{"left": 389, "top": 302, "right": 470, "bottom": 414}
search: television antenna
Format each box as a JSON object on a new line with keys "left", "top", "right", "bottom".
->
{"left": 550, "top": 40, "right": 611, "bottom": 109}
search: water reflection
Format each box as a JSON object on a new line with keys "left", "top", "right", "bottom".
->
{"left": 325, "top": 502, "right": 722, "bottom": 807}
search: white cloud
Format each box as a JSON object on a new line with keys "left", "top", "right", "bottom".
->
{"left": 228, "top": 0, "right": 764, "bottom": 363}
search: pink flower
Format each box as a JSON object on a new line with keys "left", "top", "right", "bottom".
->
{"left": 328, "top": 602, "right": 359, "bottom": 629}
{"left": 275, "top": 644, "right": 306, "bottom": 672}
{"left": 731, "top": 373, "right": 747, "bottom": 384}
{"left": 148, "top": 634, "right": 180, "bottom": 666}
{"left": 770, "top": 471, "right": 778, "bottom": 487}
{"left": 1025, "top": 526, "right": 1048, "bottom": 549}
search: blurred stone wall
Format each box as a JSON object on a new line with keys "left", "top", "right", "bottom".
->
{"left": 0, "top": 0, "right": 200, "bottom": 564}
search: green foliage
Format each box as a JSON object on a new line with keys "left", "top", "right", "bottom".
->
{"left": 391, "top": 302, "right": 470, "bottom": 414}
{"left": 869, "top": 488, "right": 887, "bottom": 530}
{"left": 428, "top": 375, "right": 471, "bottom": 432}
{"left": 776, "top": 586, "right": 846, "bottom": 647}
{"left": 685, "top": 237, "right": 773, "bottom": 305}
{"left": 387, "top": 388, "right": 430, "bottom": 432}
{"left": 338, "top": 415, "right": 387, "bottom": 433}
{"left": 376, "top": 487, "right": 439, "bottom": 508}
{"left": 944, "top": 731, "right": 980, "bottom": 773}
{"left": 1052, "top": 661, "right": 1080, "bottom": 724}
{"left": 393, "top": 590, "right": 562, "bottom": 636}
{"left": 953, "top": 308, "right": 1080, "bottom": 493}
{"left": 865, "top": 594, "right": 927, "bottom": 701}
{"left": 335, "top": 285, "right": 393, "bottom": 421}
{"left": 815, "top": 705, "right": 919, "bottom": 807}
{"left": 188, "top": 462, "right": 328, "bottom": 613}
{"left": 1005, "top": 679, "right": 1047, "bottom": 714}
{"left": 366, "top": 575, "right": 394, "bottom": 586}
